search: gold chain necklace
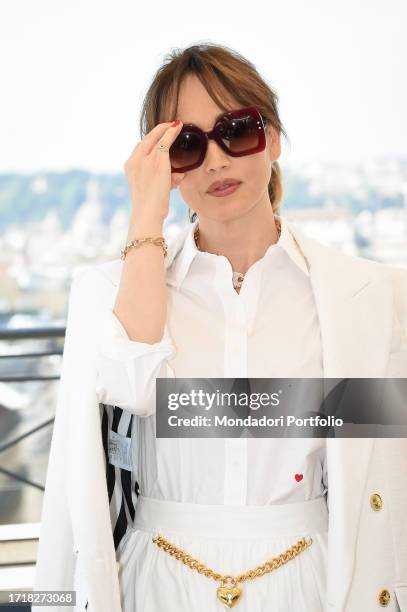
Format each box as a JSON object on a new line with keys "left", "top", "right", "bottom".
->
{"left": 152, "top": 532, "right": 312, "bottom": 608}
{"left": 193, "top": 216, "right": 282, "bottom": 289}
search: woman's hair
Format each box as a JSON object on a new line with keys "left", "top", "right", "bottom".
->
{"left": 139, "top": 42, "right": 290, "bottom": 220}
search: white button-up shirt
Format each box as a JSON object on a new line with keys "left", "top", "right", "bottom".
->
{"left": 96, "top": 215, "right": 328, "bottom": 507}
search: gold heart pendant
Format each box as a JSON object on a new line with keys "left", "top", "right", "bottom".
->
{"left": 216, "top": 585, "right": 243, "bottom": 608}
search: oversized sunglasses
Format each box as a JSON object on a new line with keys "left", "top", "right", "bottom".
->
{"left": 169, "top": 106, "right": 268, "bottom": 173}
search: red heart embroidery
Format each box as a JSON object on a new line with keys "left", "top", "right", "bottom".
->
{"left": 295, "top": 474, "right": 303, "bottom": 482}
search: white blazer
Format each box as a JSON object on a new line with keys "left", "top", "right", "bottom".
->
{"left": 33, "top": 217, "right": 407, "bottom": 612}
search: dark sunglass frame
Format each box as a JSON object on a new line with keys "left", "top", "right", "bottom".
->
{"left": 169, "top": 105, "right": 268, "bottom": 173}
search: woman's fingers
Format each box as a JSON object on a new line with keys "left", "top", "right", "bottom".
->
{"left": 140, "top": 121, "right": 183, "bottom": 156}
{"left": 123, "top": 119, "right": 185, "bottom": 223}
{"left": 126, "top": 122, "right": 169, "bottom": 160}
{"left": 149, "top": 121, "right": 184, "bottom": 162}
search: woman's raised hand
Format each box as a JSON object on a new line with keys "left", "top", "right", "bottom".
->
{"left": 124, "top": 120, "right": 186, "bottom": 224}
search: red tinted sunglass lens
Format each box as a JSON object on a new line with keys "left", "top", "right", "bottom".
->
{"left": 169, "top": 131, "right": 202, "bottom": 169}
{"left": 217, "top": 114, "right": 260, "bottom": 153}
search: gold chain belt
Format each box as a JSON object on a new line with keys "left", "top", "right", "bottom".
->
{"left": 152, "top": 532, "right": 313, "bottom": 609}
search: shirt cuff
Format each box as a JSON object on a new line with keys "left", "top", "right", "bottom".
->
{"left": 98, "top": 308, "right": 176, "bottom": 361}
{"left": 95, "top": 309, "right": 176, "bottom": 416}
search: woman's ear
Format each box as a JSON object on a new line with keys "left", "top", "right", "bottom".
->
{"left": 266, "top": 124, "right": 281, "bottom": 161}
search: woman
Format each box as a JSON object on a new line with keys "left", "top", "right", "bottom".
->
{"left": 33, "top": 43, "right": 407, "bottom": 612}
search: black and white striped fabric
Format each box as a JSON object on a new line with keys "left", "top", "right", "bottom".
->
{"left": 84, "top": 403, "right": 138, "bottom": 611}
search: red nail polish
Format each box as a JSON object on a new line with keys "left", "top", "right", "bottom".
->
{"left": 171, "top": 119, "right": 181, "bottom": 126}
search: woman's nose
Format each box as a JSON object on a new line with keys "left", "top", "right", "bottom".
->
{"left": 204, "top": 139, "right": 231, "bottom": 172}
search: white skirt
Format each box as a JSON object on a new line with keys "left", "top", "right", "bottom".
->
{"left": 116, "top": 494, "right": 328, "bottom": 612}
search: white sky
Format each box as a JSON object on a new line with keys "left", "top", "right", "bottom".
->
{"left": 1, "top": 0, "right": 406, "bottom": 173}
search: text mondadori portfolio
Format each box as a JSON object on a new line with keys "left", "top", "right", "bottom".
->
{"left": 167, "top": 415, "right": 343, "bottom": 427}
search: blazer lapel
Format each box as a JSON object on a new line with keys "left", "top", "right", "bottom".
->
{"left": 287, "top": 219, "right": 393, "bottom": 610}
{"left": 286, "top": 219, "right": 394, "bottom": 378}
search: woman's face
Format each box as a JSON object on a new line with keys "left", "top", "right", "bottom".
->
{"left": 173, "top": 74, "right": 281, "bottom": 223}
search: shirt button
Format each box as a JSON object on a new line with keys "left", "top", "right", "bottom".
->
{"left": 377, "top": 588, "right": 391, "bottom": 606}
{"left": 370, "top": 493, "right": 383, "bottom": 511}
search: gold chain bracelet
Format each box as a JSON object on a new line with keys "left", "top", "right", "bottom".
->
{"left": 152, "top": 533, "right": 313, "bottom": 609}
{"left": 120, "top": 236, "right": 168, "bottom": 260}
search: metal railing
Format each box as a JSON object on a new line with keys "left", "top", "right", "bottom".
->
{"left": 0, "top": 325, "right": 65, "bottom": 586}
{"left": 0, "top": 326, "right": 65, "bottom": 494}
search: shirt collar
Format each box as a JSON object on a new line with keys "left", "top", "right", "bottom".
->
{"left": 274, "top": 214, "right": 310, "bottom": 277}
{"left": 168, "top": 214, "right": 310, "bottom": 290}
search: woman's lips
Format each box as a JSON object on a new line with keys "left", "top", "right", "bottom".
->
{"left": 208, "top": 183, "right": 242, "bottom": 197}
